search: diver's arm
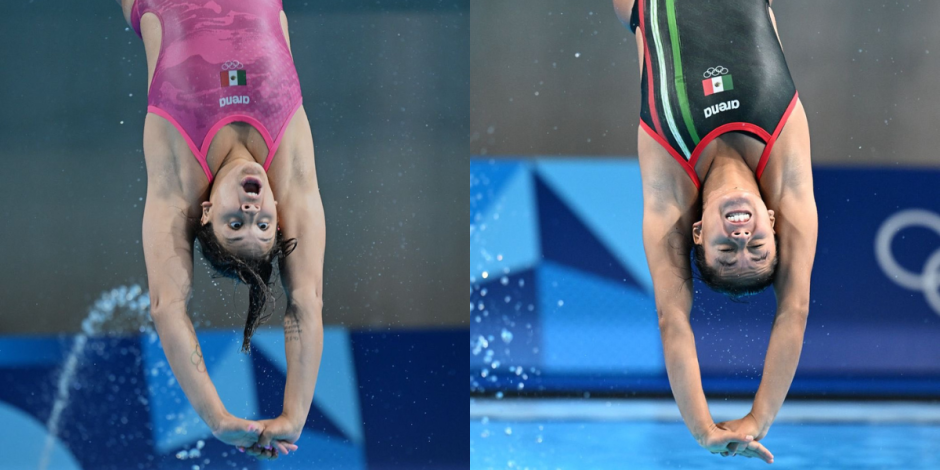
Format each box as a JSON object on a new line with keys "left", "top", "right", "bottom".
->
{"left": 269, "top": 124, "right": 326, "bottom": 437}
{"left": 277, "top": 195, "right": 325, "bottom": 433}
{"left": 643, "top": 205, "right": 713, "bottom": 439}
{"left": 142, "top": 196, "right": 221, "bottom": 425}
{"left": 751, "top": 193, "right": 817, "bottom": 437}
{"left": 142, "top": 195, "right": 260, "bottom": 444}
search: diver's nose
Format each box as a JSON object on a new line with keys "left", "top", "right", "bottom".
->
{"left": 731, "top": 229, "right": 751, "bottom": 239}
{"left": 242, "top": 203, "right": 260, "bottom": 213}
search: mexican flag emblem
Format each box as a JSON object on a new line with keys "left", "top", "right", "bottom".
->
{"left": 702, "top": 74, "right": 733, "bottom": 96}
{"left": 220, "top": 70, "right": 247, "bottom": 87}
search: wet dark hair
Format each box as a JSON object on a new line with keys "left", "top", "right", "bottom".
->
{"left": 692, "top": 235, "right": 778, "bottom": 299}
{"left": 195, "top": 222, "right": 297, "bottom": 352}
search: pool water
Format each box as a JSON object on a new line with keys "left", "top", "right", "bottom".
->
{"left": 471, "top": 420, "right": 940, "bottom": 469}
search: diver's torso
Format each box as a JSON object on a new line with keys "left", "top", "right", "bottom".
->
{"left": 633, "top": 0, "right": 798, "bottom": 190}
{"left": 131, "top": 0, "right": 303, "bottom": 186}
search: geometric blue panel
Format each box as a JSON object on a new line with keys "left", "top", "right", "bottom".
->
{"left": 249, "top": 346, "right": 348, "bottom": 440}
{"left": 537, "top": 261, "right": 663, "bottom": 374}
{"left": 0, "top": 401, "right": 81, "bottom": 470}
{"left": 353, "top": 330, "right": 467, "bottom": 469}
{"left": 471, "top": 159, "right": 526, "bottom": 218}
{"left": 537, "top": 158, "right": 653, "bottom": 291}
{"left": 312, "top": 329, "right": 362, "bottom": 444}
{"left": 469, "top": 161, "right": 940, "bottom": 397}
{"left": 471, "top": 163, "right": 541, "bottom": 281}
{"left": 535, "top": 172, "right": 643, "bottom": 288}
{"left": 0, "top": 324, "right": 458, "bottom": 470}
{"left": 0, "top": 337, "right": 68, "bottom": 368}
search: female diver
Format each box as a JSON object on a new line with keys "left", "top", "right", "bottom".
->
{"left": 613, "top": 0, "right": 817, "bottom": 463}
{"left": 118, "top": 0, "right": 326, "bottom": 460}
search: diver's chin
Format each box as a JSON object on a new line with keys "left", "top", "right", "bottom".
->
{"left": 238, "top": 161, "right": 266, "bottom": 176}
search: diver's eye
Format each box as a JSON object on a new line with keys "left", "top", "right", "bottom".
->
{"left": 258, "top": 222, "right": 270, "bottom": 231}
{"left": 719, "top": 248, "right": 733, "bottom": 253}
{"left": 751, "top": 244, "right": 765, "bottom": 249}
{"left": 229, "top": 221, "right": 243, "bottom": 230}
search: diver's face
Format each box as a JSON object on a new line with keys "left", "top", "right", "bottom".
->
{"left": 693, "top": 190, "right": 776, "bottom": 276}
{"left": 201, "top": 161, "right": 277, "bottom": 259}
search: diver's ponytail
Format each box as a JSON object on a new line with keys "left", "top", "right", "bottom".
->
{"left": 194, "top": 222, "right": 297, "bottom": 352}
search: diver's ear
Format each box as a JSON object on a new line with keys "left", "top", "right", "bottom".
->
{"left": 692, "top": 220, "right": 704, "bottom": 245}
{"left": 200, "top": 201, "right": 212, "bottom": 225}
{"left": 768, "top": 209, "right": 776, "bottom": 231}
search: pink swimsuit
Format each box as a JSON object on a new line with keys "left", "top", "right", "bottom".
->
{"left": 131, "top": 0, "right": 303, "bottom": 182}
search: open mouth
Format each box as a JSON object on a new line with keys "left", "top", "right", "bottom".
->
{"left": 725, "top": 211, "right": 751, "bottom": 223}
{"left": 241, "top": 177, "right": 262, "bottom": 196}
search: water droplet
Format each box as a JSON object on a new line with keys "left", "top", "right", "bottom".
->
{"left": 500, "top": 329, "right": 513, "bottom": 344}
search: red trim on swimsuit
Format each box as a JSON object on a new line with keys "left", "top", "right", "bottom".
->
{"left": 638, "top": 0, "right": 666, "bottom": 140}
{"left": 756, "top": 93, "right": 800, "bottom": 180}
{"left": 641, "top": 91, "right": 798, "bottom": 188}
{"left": 639, "top": 120, "right": 700, "bottom": 189}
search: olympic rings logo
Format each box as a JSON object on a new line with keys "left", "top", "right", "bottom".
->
{"left": 702, "top": 66, "right": 729, "bottom": 79}
{"left": 221, "top": 60, "right": 243, "bottom": 71}
{"left": 875, "top": 209, "right": 940, "bottom": 315}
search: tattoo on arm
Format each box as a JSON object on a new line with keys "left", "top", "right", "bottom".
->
{"left": 284, "top": 315, "right": 303, "bottom": 343}
{"left": 188, "top": 325, "right": 206, "bottom": 373}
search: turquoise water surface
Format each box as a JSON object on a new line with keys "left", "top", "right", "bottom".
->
{"left": 471, "top": 420, "right": 940, "bottom": 469}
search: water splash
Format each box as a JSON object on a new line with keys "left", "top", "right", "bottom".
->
{"left": 38, "top": 285, "right": 152, "bottom": 470}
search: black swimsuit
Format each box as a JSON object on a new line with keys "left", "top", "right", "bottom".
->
{"left": 631, "top": 0, "right": 798, "bottom": 188}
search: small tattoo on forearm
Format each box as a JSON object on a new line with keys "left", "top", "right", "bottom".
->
{"left": 190, "top": 344, "right": 206, "bottom": 372}
{"left": 188, "top": 327, "right": 206, "bottom": 373}
{"left": 284, "top": 315, "right": 303, "bottom": 343}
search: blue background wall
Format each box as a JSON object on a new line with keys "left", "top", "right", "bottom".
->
{"left": 0, "top": 328, "right": 465, "bottom": 470}
{"left": 470, "top": 158, "right": 940, "bottom": 397}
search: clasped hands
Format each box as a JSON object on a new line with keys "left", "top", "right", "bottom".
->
{"left": 696, "top": 412, "right": 774, "bottom": 464}
{"left": 211, "top": 412, "right": 303, "bottom": 460}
